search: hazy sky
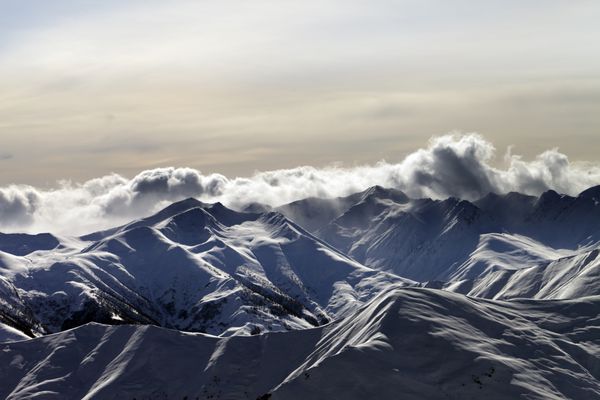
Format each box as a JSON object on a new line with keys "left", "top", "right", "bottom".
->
{"left": 1, "top": 0, "right": 599, "bottom": 186}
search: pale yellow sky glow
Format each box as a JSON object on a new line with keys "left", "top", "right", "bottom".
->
{"left": 1, "top": 0, "right": 599, "bottom": 186}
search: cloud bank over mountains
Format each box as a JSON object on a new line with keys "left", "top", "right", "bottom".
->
{"left": 1, "top": 133, "right": 599, "bottom": 235}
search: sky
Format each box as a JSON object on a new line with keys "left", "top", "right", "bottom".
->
{"left": 2, "top": 133, "right": 600, "bottom": 234}
{"left": 0, "top": 0, "right": 598, "bottom": 187}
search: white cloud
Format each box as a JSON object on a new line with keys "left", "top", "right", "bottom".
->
{"left": 1, "top": 133, "right": 599, "bottom": 235}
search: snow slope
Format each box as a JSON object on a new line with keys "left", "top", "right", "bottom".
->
{"left": 0, "top": 322, "right": 29, "bottom": 343}
{"left": 277, "top": 185, "right": 600, "bottom": 283}
{"left": 475, "top": 187, "right": 600, "bottom": 248}
{"left": 0, "top": 233, "right": 60, "bottom": 256}
{"left": 447, "top": 245, "right": 600, "bottom": 300}
{"left": 2, "top": 186, "right": 600, "bottom": 340}
{"left": 0, "top": 198, "right": 410, "bottom": 338}
{"left": 2, "top": 187, "right": 600, "bottom": 399}
{"left": 448, "top": 232, "right": 573, "bottom": 280}
{"left": 1, "top": 287, "right": 599, "bottom": 399}
{"left": 271, "top": 288, "right": 600, "bottom": 400}
{"left": 275, "top": 187, "right": 382, "bottom": 233}
{"left": 316, "top": 188, "right": 496, "bottom": 281}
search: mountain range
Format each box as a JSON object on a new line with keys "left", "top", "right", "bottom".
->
{"left": 1, "top": 185, "right": 600, "bottom": 399}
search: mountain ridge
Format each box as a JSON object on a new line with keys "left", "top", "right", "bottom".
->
{"left": 0, "top": 198, "right": 411, "bottom": 339}
{"left": 276, "top": 184, "right": 600, "bottom": 282}
{"left": 2, "top": 287, "right": 599, "bottom": 399}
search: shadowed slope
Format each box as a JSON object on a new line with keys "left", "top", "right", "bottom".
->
{"left": 1, "top": 288, "right": 599, "bottom": 400}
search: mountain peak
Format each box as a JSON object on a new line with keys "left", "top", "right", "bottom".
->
{"left": 537, "top": 189, "right": 561, "bottom": 204}
{"left": 474, "top": 191, "right": 537, "bottom": 213}
{"left": 165, "top": 197, "right": 205, "bottom": 210}
{"left": 360, "top": 185, "right": 409, "bottom": 203}
{"left": 578, "top": 185, "right": 600, "bottom": 201}
{"left": 205, "top": 201, "right": 259, "bottom": 226}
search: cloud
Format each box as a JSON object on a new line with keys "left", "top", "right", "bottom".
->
{"left": 1, "top": 133, "right": 599, "bottom": 235}
{"left": 0, "top": 186, "right": 40, "bottom": 227}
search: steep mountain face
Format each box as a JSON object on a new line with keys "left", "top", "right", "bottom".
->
{"left": 447, "top": 245, "right": 600, "bottom": 300}
{"left": 2, "top": 288, "right": 598, "bottom": 400}
{"left": 320, "top": 195, "right": 493, "bottom": 282}
{"left": 3, "top": 186, "right": 598, "bottom": 340}
{"left": 279, "top": 186, "right": 497, "bottom": 282}
{"left": 446, "top": 232, "right": 572, "bottom": 280}
{"left": 2, "top": 186, "right": 600, "bottom": 399}
{"left": 278, "top": 185, "right": 600, "bottom": 283}
{"left": 272, "top": 288, "right": 600, "bottom": 400}
{"left": 0, "top": 199, "right": 410, "bottom": 338}
{"left": 475, "top": 188, "right": 600, "bottom": 248}
{"left": 274, "top": 187, "right": 400, "bottom": 233}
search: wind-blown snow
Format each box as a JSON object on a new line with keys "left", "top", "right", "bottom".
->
{"left": 0, "top": 198, "right": 410, "bottom": 338}
{"left": 447, "top": 247, "right": 600, "bottom": 300}
{"left": 1, "top": 288, "right": 599, "bottom": 399}
{"left": 2, "top": 133, "right": 600, "bottom": 234}
{"left": 2, "top": 184, "right": 600, "bottom": 398}
{"left": 282, "top": 184, "right": 600, "bottom": 283}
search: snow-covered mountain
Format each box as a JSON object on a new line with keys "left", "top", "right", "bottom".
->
{"left": 278, "top": 185, "right": 600, "bottom": 284}
{"left": 279, "top": 185, "right": 501, "bottom": 281}
{"left": 0, "top": 232, "right": 60, "bottom": 256}
{"left": 446, "top": 244, "right": 600, "bottom": 300}
{"left": 2, "top": 186, "right": 600, "bottom": 399}
{"left": 1, "top": 287, "right": 598, "bottom": 399}
{"left": 3, "top": 186, "right": 600, "bottom": 340}
{"left": 0, "top": 198, "right": 410, "bottom": 339}
{"left": 474, "top": 186, "right": 600, "bottom": 249}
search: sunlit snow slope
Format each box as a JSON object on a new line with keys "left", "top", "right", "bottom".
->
{"left": 1, "top": 288, "right": 599, "bottom": 400}
{"left": 2, "top": 185, "right": 600, "bottom": 400}
{"left": 279, "top": 185, "right": 600, "bottom": 285}
{"left": 0, "top": 199, "right": 410, "bottom": 338}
